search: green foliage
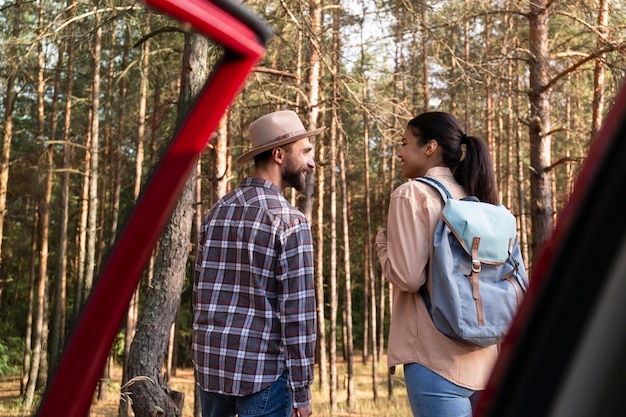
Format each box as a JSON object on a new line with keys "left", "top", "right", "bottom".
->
{"left": 0, "top": 1, "right": 625, "bottom": 406}
{"left": 0, "top": 335, "right": 24, "bottom": 377}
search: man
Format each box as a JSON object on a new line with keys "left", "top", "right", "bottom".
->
{"left": 193, "top": 110, "right": 324, "bottom": 417}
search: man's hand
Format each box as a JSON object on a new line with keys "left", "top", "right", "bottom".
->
{"left": 292, "top": 404, "right": 312, "bottom": 417}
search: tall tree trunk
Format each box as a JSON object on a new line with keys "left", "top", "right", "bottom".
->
{"left": 85, "top": 8, "right": 102, "bottom": 297}
{"left": 192, "top": 120, "right": 205, "bottom": 417}
{"left": 22, "top": 199, "right": 37, "bottom": 395}
{"left": 328, "top": 62, "right": 338, "bottom": 411}
{"left": 484, "top": 15, "right": 497, "bottom": 182}
{"left": 463, "top": 0, "right": 471, "bottom": 129}
{"left": 303, "top": 0, "right": 323, "bottom": 220}
{"left": 48, "top": 14, "right": 65, "bottom": 377}
{"left": 296, "top": 0, "right": 328, "bottom": 395}
{"left": 516, "top": 72, "right": 531, "bottom": 271}
{"left": 110, "top": 31, "right": 126, "bottom": 252}
{"left": 420, "top": 2, "right": 429, "bottom": 113}
{"left": 0, "top": 0, "right": 21, "bottom": 287}
{"left": 314, "top": 113, "right": 328, "bottom": 393}
{"left": 193, "top": 153, "right": 203, "bottom": 417}
{"left": 528, "top": 0, "right": 554, "bottom": 262}
{"left": 74, "top": 118, "right": 91, "bottom": 316}
{"left": 213, "top": 115, "right": 229, "bottom": 202}
{"left": 591, "top": 0, "right": 608, "bottom": 140}
{"left": 126, "top": 30, "right": 209, "bottom": 417}
{"left": 24, "top": 3, "right": 51, "bottom": 404}
{"left": 51, "top": 0, "right": 76, "bottom": 375}
{"left": 339, "top": 137, "right": 355, "bottom": 409}
{"left": 362, "top": 105, "right": 378, "bottom": 400}
{"left": 382, "top": 137, "right": 397, "bottom": 398}
{"left": 97, "top": 23, "right": 119, "bottom": 403}
{"left": 369, "top": 232, "right": 378, "bottom": 402}
{"left": 503, "top": 18, "right": 515, "bottom": 209}
{"left": 123, "top": 17, "right": 150, "bottom": 388}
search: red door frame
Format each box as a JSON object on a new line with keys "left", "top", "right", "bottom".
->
{"left": 36, "top": 1, "right": 272, "bottom": 416}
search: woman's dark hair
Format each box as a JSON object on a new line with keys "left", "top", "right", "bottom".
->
{"left": 407, "top": 111, "right": 499, "bottom": 204}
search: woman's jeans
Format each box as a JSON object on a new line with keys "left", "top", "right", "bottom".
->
{"left": 404, "top": 362, "right": 479, "bottom": 417}
{"left": 198, "top": 370, "right": 292, "bottom": 417}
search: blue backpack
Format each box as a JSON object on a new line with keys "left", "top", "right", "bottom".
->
{"left": 415, "top": 176, "right": 529, "bottom": 347}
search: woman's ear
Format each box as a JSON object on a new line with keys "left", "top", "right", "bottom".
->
{"left": 425, "top": 139, "right": 438, "bottom": 156}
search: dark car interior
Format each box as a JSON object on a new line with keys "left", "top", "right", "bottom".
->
{"left": 475, "top": 82, "right": 626, "bottom": 417}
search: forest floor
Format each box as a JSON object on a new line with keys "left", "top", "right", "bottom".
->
{"left": 0, "top": 356, "right": 411, "bottom": 417}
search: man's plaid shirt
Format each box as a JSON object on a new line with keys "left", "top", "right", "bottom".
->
{"left": 192, "top": 177, "right": 316, "bottom": 408}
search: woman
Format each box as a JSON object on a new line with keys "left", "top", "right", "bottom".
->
{"left": 375, "top": 111, "right": 499, "bottom": 417}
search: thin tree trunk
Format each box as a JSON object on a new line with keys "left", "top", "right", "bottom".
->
{"left": 97, "top": 23, "right": 119, "bottom": 403}
{"left": 22, "top": 199, "right": 37, "bottom": 395}
{"left": 516, "top": 72, "right": 531, "bottom": 271}
{"left": 192, "top": 132, "right": 203, "bottom": 417}
{"left": 591, "top": 0, "right": 608, "bottom": 140}
{"left": 383, "top": 138, "right": 396, "bottom": 398}
{"left": 0, "top": 0, "right": 21, "bottom": 283}
{"left": 85, "top": 9, "right": 102, "bottom": 297}
{"left": 24, "top": 4, "right": 51, "bottom": 403}
{"left": 504, "top": 39, "right": 515, "bottom": 209}
{"left": 369, "top": 238, "right": 378, "bottom": 402}
{"left": 296, "top": 0, "right": 328, "bottom": 395}
{"left": 213, "top": 115, "right": 229, "bottom": 202}
{"left": 74, "top": 118, "right": 91, "bottom": 316}
{"left": 339, "top": 137, "right": 355, "bottom": 409}
{"left": 420, "top": 2, "right": 429, "bottom": 113}
{"left": 463, "top": 0, "right": 471, "bottom": 129}
{"left": 362, "top": 107, "right": 377, "bottom": 400}
{"left": 165, "top": 320, "right": 176, "bottom": 380}
{"left": 48, "top": 13, "right": 66, "bottom": 377}
{"left": 328, "top": 67, "right": 338, "bottom": 412}
{"left": 51, "top": 0, "right": 76, "bottom": 375}
{"left": 528, "top": 0, "right": 554, "bottom": 262}
{"left": 303, "top": 0, "right": 323, "bottom": 220}
{"left": 123, "top": 19, "right": 150, "bottom": 387}
{"left": 314, "top": 115, "right": 328, "bottom": 393}
{"left": 484, "top": 15, "right": 498, "bottom": 184}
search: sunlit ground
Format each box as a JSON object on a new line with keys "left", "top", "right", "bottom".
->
{"left": 0, "top": 356, "right": 411, "bottom": 417}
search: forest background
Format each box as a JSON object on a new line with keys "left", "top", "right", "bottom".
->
{"left": 1, "top": 0, "right": 625, "bottom": 415}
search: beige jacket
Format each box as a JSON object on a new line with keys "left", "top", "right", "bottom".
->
{"left": 375, "top": 166, "right": 499, "bottom": 390}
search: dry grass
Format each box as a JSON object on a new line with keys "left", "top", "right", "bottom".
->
{"left": 0, "top": 356, "right": 411, "bottom": 417}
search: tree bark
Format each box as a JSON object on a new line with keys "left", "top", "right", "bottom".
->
{"left": 123, "top": 16, "right": 150, "bottom": 388}
{"left": 0, "top": 0, "right": 20, "bottom": 287}
{"left": 339, "top": 137, "right": 355, "bottom": 409}
{"left": 328, "top": 56, "right": 338, "bottom": 412}
{"left": 22, "top": 200, "right": 38, "bottom": 395}
{"left": 85, "top": 9, "right": 102, "bottom": 298}
{"left": 48, "top": 10, "right": 66, "bottom": 377}
{"left": 591, "top": 0, "right": 608, "bottom": 140}
{"left": 314, "top": 108, "right": 328, "bottom": 393}
{"left": 24, "top": 1, "right": 50, "bottom": 405}
{"left": 125, "top": 29, "right": 208, "bottom": 417}
{"left": 302, "top": 0, "right": 323, "bottom": 221}
{"left": 528, "top": 0, "right": 555, "bottom": 262}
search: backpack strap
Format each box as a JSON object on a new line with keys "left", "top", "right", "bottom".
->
{"left": 413, "top": 176, "right": 451, "bottom": 317}
{"left": 413, "top": 176, "right": 453, "bottom": 201}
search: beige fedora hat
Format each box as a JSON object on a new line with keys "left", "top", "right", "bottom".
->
{"left": 236, "top": 110, "right": 325, "bottom": 165}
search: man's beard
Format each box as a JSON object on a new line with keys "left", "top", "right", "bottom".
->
{"left": 283, "top": 169, "right": 306, "bottom": 192}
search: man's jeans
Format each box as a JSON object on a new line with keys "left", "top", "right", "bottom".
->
{"left": 404, "top": 362, "right": 479, "bottom": 417}
{"left": 198, "top": 371, "right": 291, "bottom": 417}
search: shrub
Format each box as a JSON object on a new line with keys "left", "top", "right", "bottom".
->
{"left": 0, "top": 337, "right": 24, "bottom": 377}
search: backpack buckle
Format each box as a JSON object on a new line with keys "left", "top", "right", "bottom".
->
{"left": 472, "top": 260, "right": 482, "bottom": 273}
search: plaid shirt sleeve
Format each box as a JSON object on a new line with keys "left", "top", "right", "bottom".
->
{"left": 278, "top": 217, "right": 316, "bottom": 408}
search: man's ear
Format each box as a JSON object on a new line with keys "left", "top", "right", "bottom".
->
{"left": 272, "top": 147, "right": 284, "bottom": 163}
